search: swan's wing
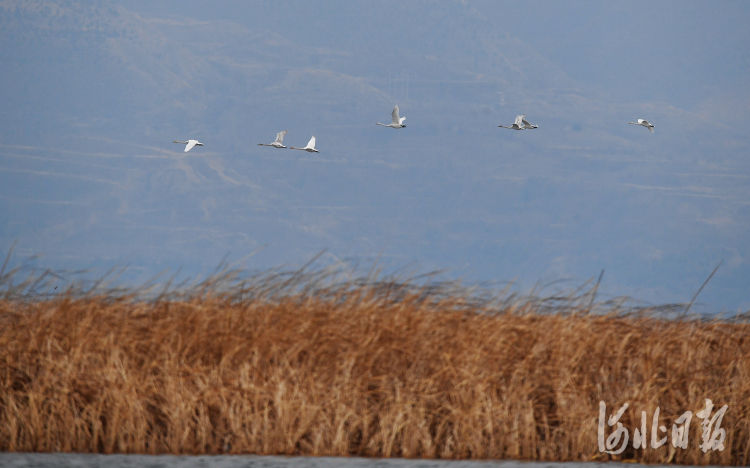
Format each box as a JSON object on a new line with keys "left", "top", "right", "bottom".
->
{"left": 514, "top": 115, "right": 525, "bottom": 127}
{"left": 399, "top": 116, "right": 406, "bottom": 124}
{"left": 648, "top": 126, "right": 654, "bottom": 133}
{"left": 173, "top": 140, "right": 188, "bottom": 144}
{"left": 392, "top": 105, "right": 400, "bottom": 124}
{"left": 275, "top": 130, "right": 287, "bottom": 144}
{"left": 307, "top": 136, "right": 316, "bottom": 148}
{"left": 184, "top": 140, "right": 197, "bottom": 152}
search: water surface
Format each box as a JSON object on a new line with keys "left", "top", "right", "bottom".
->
{"left": 0, "top": 454, "right": 723, "bottom": 468}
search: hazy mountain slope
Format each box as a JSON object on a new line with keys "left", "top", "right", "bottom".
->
{"left": 1, "top": 0, "right": 748, "bottom": 311}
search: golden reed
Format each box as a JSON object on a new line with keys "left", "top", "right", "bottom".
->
{"left": 0, "top": 269, "right": 748, "bottom": 465}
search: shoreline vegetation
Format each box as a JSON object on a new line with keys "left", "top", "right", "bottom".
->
{"left": 1, "top": 261, "right": 748, "bottom": 465}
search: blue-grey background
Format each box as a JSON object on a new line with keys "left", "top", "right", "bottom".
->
{"left": 1, "top": 0, "right": 749, "bottom": 312}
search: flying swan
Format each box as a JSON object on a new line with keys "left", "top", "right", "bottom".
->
{"left": 173, "top": 139, "right": 204, "bottom": 152}
{"left": 258, "top": 130, "right": 288, "bottom": 148}
{"left": 290, "top": 136, "right": 319, "bottom": 153}
{"left": 377, "top": 105, "right": 406, "bottom": 128}
{"left": 498, "top": 114, "right": 537, "bottom": 130}
{"left": 628, "top": 118, "right": 655, "bottom": 133}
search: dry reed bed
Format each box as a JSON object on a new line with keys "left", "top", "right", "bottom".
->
{"left": 0, "top": 276, "right": 748, "bottom": 465}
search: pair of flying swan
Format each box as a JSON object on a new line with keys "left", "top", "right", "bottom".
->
{"left": 257, "top": 131, "right": 319, "bottom": 152}
{"left": 173, "top": 133, "right": 319, "bottom": 153}
{"left": 497, "top": 115, "right": 654, "bottom": 132}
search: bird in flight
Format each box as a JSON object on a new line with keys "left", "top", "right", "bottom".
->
{"left": 377, "top": 105, "right": 407, "bottom": 128}
{"left": 290, "top": 136, "right": 319, "bottom": 153}
{"left": 498, "top": 114, "right": 537, "bottom": 130}
{"left": 628, "top": 118, "right": 655, "bottom": 133}
{"left": 258, "top": 130, "right": 288, "bottom": 149}
{"left": 173, "top": 139, "right": 204, "bottom": 152}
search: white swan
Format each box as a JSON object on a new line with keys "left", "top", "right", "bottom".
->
{"left": 290, "top": 136, "right": 319, "bottom": 153}
{"left": 257, "top": 130, "right": 288, "bottom": 148}
{"left": 628, "top": 118, "right": 654, "bottom": 133}
{"left": 173, "top": 139, "right": 204, "bottom": 152}
{"left": 498, "top": 114, "right": 527, "bottom": 130}
{"left": 376, "top": 105, "right": 406, "bottom": 128}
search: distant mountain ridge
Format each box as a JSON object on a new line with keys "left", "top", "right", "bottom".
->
{"left": 1, "top": 0, "right": 748, "bottom": 311}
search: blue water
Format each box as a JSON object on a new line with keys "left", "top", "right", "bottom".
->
{"left": 0, "top": 454, "right": 724, "bottom": 468}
